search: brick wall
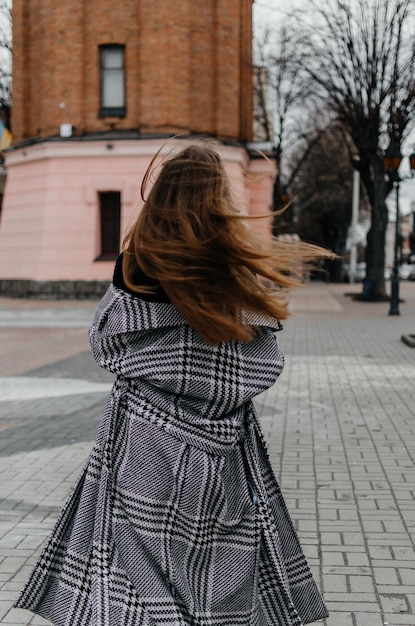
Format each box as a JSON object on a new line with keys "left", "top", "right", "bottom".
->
{"left": 12, "top": 0, "right": 253, "bottom": 145}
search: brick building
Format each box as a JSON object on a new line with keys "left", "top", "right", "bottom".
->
{"left": 0, "top": 0, "right": 274, "bottom": 297}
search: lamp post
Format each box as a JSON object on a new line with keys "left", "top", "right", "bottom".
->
{"left": 383, "top": 143, "right": 415, "bottom": 316}
{"left": 349, "top": 156, "right": 360, "bottom": 284}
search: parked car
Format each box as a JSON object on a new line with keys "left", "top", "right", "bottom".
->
{"left": 398, "top": 264, "right": 415, "bottom": 280}
{"left": 343, "top": 263, "right": 411, "bottom": 282}
{"left": 343, "top": 262, "right": 367, "bottom": 283}
{"left": 384, "top": 264, "right": 415, "bottom": 280}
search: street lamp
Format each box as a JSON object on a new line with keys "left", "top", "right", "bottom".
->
{"left": 349, "top": 156, "right": 360, "bottom": 284}
{"left": 382, "top": 142, "right": 415, "bottom": 316}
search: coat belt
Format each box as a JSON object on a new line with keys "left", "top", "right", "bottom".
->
{"left": 110, "top": 375, "right": 249, "bottom": 456}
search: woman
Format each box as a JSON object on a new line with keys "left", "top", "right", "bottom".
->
{"left": 16, "top": 142, "right": 329, "bottom": 625}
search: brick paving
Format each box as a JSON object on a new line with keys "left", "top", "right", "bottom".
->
{"left": 0, "top": 282, "right": 415, "bottom": 625}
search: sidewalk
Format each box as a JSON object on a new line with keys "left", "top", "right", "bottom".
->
{"left": 1, "top": 281, "right": 415, "bottom": 626}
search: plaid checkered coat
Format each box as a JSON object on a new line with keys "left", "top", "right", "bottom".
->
{"left": 16, "top": 284, "right": 328, "bottom": 626}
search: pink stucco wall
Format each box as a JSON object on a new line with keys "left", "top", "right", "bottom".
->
{"left": 246, "top": 157, "right": 275, "bottom": 239}
{"left": 0, "top": 139, "right": 274, "bottom": 282}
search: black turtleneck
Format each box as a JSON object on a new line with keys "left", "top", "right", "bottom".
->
{"left": 112, "top": 253, "right": 170, "bottom": 303}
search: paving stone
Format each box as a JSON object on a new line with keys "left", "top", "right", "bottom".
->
{"left": 346, "top": 552, "right": 370, "bottom": 567}
{"left": 324, "top": 592, "right": 378, "bottom": 603}
{"left": 400, "top": 568, "right": 415, "bottom": 585}
{"left": 353, "top": 614, "right": 385, "bottom": 626}
{"left": 29, "top": 616, "right": 52, "bottom": 625}
{"left": 326, "top": 614, "right": 354, "bottom": 626}
{"left": 349, "top": 575, "right": 376, "bottom": 593}
{"left": 393, "top": 546, "right": 415, "bottom": 560}
{"left": 0, "top": 601, "right": 12, "bottom": 621}
{"left": 323, "top": 574, "right": 348, "bottom": 592}
{"left": 325, "top": 601, "right": 380, "bottom": 612}
{"left": 377, "top": 585, "right": 415, "bottom": 594}
{"left": 1, "top": 282, "right": 415, "bottom": 624}
{"left": 383, "top": 615, "right": 415, "bottom": 625}
{"left": 380, "top": 594, "right": 409, "bottom": 614}
{"left": 1, "top": 607, "right": 36, "bottom": 624}
{"left": 373, "top": 567, "right": 400, "bottom": 585}
{"left": 0, "top": 558, "right": 27, "bottom": 575}
{"left": 322, "top": 552, "right": 346, "bottom": 566}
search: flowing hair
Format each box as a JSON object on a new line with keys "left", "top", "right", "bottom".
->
{"left": 123, "top": 142, "right": 332, "bottom": 345}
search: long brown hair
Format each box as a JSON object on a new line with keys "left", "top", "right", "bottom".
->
{"left": 123, "top": 141, "right": 331, "bottom": 345}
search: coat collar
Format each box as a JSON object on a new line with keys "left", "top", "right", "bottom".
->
{"left": 100, "top": 285, "right": 282, "bottom": 335}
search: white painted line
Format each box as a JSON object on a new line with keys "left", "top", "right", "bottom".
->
{"left": 0, "top": 377, "right": 113, "bottom": 401}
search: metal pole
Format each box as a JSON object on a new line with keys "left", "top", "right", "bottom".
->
{"left": 349, "top": 169, "right": 360, "bottom": 283}
{"left": 389, "top": 180, "right": 400, "bottom": 316}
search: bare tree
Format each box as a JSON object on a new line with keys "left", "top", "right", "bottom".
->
{"left": 253, "top": 25, "right": 312, "bottom": 231}
{"left": 293, "top": 0, "right": 415, "bottom": 298}
{"left": 253, "top": 63, "right": 273, "bottom": 144}
{"left": 0, "top": 0, "right": 11, "bottom": 111}
{"left": 0, "top": 0, "right": 11, "bottom": 167}
{"left": 290, "top": 122, "right": 370, "bottom": 280}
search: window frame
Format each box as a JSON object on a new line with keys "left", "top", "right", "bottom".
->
{"left": 99, "top": 44, "right": 126, "bottom": 118}
{"left": 95, "top": 190, "right": 121, "bottom": 261}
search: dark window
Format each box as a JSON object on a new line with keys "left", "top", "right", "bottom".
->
{"left": 97, "top": 191, "right": 121, "bottom": 260}
{"left": 99, "top": 45, "right": 126, "bottom": 117}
